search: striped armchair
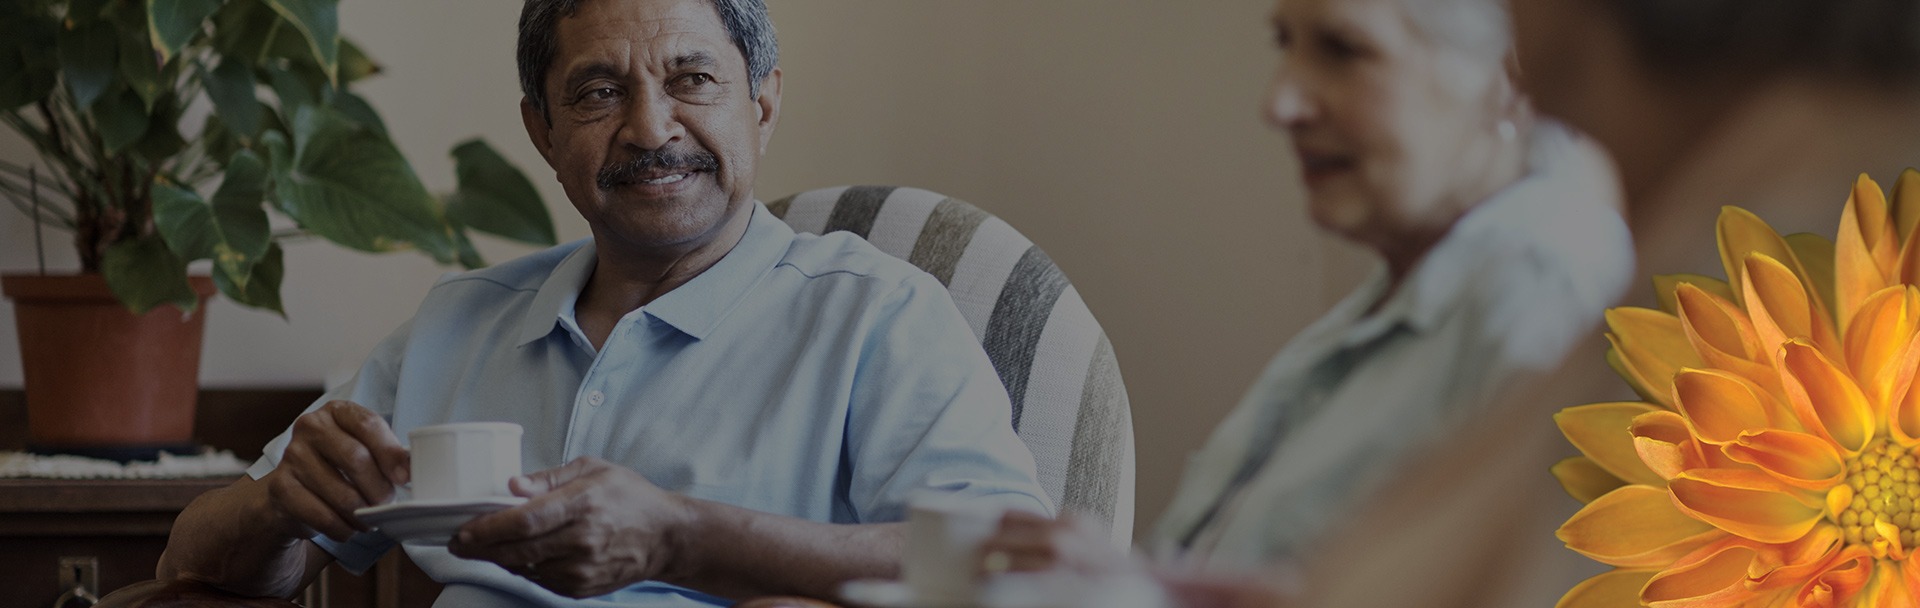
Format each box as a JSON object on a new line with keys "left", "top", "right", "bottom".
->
{"left": 768, "top": 186, "right": 1136, "bottom": 545}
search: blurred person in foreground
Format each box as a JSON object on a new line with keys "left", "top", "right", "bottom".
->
{"left": 1510, "top": 0, "right": 1920, "bottom": 282}
{"left": 972, "top": 0, "right": 1636, "bottom": 605}
{"left": 1503, "top": 1, "right": 1920, "bottom": 606}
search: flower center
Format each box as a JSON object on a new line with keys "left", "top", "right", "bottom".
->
{"left": 1840, "top": 439, "right": 1920, "bottom": 549}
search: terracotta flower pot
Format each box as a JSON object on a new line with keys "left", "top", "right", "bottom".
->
{"left": 3, "top": 274, "right": 217, "bottom": 460}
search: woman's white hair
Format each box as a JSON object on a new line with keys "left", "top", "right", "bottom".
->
{"left": 1398, "top": 0, "right": 1512, "bottom": 62}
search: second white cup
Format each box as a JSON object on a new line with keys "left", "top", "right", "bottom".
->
{"left": 408, "top": 422, "right": 522, "bottom": 502}
{"left": 903, "top": 494, "right": 1009, "bottom": 603}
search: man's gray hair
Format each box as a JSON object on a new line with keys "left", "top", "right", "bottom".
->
{"left": 1605, "top": 0, "right": 1920, "bottom": 82}
{"left": 517, "top": 0, "right": 780, "bottom": 121}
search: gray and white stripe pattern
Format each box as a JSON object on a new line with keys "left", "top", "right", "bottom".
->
{"left": 770, "top": 186, "right": 1136, "bottom": 546}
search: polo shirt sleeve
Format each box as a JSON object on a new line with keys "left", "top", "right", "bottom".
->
{"left": 842, "top": 273, "right": 1055, "bottom": 522}
{"left": 243, "top": 318, "right": 414, "bottom": 575}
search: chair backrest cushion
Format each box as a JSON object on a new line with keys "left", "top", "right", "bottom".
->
{"left": 769, "top": 186, "right": 1136, "bottom": 545}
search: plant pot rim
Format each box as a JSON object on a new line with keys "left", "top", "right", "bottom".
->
{"left": 3, "top": 273, "right": 217, "bottom": 301}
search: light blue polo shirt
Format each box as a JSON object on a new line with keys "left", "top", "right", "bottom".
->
{"left": 247, "top": 202, "right": 1052, "bottom": 607}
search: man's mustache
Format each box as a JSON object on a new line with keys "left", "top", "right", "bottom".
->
{"left": 596, "top": 148, "right": 721, "bottom": 190}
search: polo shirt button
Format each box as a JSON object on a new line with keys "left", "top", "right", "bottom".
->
{"left": 587, "top": 390, "right": 606, "bottom": 407}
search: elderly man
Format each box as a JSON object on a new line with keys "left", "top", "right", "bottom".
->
{"left": 154, "top": 0, "right": 1050, "bottom": 605}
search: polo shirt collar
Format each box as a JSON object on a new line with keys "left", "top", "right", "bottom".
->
{"left": 514, "top": 201, "right": 791, "bottom": 346}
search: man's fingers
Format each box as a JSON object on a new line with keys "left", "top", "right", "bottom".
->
{"left": 326, "top": 402, "right": 411, "bottom": 486}
{"left": 286, "top": 454, "right": 372, "bottom": 530}
{"left": 449, "top": 519, "right": 585, "bottom": 566}
{"left": 455, "top": 491, "right": 578, "bottom": 546}
{"left": 307, "top": 422, "right": 399, "bottom": 507}
{"left": 269, "top": 477, "right": 359, "bottom": 541}
{"left": 511, "top": 457, "right": 600, "bottom": 498}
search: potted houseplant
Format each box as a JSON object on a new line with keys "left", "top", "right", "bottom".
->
{"left": 0, "top": 0, "right": 557, "bottom": 459}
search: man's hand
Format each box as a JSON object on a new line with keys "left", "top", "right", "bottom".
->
{"left": 975, "top": 510, "right": 1134, "bottom": 577}
{"left": 259, "top": 401, "right": 410, "bottom": 542}
{"left": 448, "top": 456, "right": 695, "bottom": 598}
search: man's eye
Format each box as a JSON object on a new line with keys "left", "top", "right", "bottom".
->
{"left": 680, "top": 73, "right": 716, "bottom": 87}
{"left": 584, "top": 87, "right": 620, "bottom": 101}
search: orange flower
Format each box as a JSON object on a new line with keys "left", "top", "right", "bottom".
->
{"left": 1556, "top": 171, "right": 1920, "bottom": 607}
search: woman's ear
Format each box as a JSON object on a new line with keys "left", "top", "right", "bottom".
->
{"left": 1494, "top": 53, "right": 1532, "bottom": 128}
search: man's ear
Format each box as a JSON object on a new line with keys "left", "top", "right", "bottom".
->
{"left": 521, "top": 97, "right": 558, "bottom": 169}
{"left": 754, "top": 68, "right": 783, "bottom": 155}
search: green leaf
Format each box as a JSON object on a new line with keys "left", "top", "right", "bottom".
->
{"left": 209, "top": 149, "right": 271, "bottom": 280}
{"left": 204, "top": 57, "right": 262, "bottom": 136}
{"left": 92, "top": 87, "right": 150, "bottom": 153}
{"left": 146, "top": 0, "right": 223, "bottom": 60}
{"left": 266, "top": 62, "right": 316, "bottom": 112}
{"left": 134, "top": 111, "right": 188, "bottom": 161}
{"left": 271, "top": 106, "right": 454, "bottom": 260}
{"left": 56, "top": 19, "right": 119, "bottom": 109}
{"left": 198, "top": 114, "right": 242, "bottom": 169}
{"left": 447, "top": 139, "right": 555, "bottom": 246}
{"left": 337, "top": 37, "right": 378, "bottom": 84}
{"left": 71, "top": 0, "right": 113, "bottom": 21}
{"left": 106, "top": 3, "right": 164, "bottom": 111}
{"left": 0, "top": 11, "right": 60, "bottom": 110}
{"left": 152, "top": 182, "right": 218, "bottom": 260}
{"left": 259, "top": 0, "right": 338, "bottom": 82}
{"left": 214, "top": 241, "right": 284, "bottom": 315}
{"left": 102, "top": 234, "right": 200, "bottom": 314}
{"left": 327, "top": 89, "right": 383, "bottom": 136}
{"left": 118, "top": 30, "right": 164, "bottom": 110}
{"left": 211, "top": 0, "right": 275, "bottom": 62}
{"left": 448, "top": 216, "right": 487, "bottom": 269}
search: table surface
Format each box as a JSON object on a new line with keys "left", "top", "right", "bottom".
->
{"left": 0, "top": 477, "right": 237, "bottom": 513}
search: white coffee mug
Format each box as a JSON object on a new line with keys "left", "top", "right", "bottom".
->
{"left": 903, "top": 494, "right": 1009, "bottom": 603}
{"left": 408, "top": 422, "right": 522, "bottom": 502}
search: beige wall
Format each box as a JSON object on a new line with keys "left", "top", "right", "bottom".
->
{"left": 0, "top": 1, "right": 1370, "bottom": 535}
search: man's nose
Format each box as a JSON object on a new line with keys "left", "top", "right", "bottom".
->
{"left": 620, "top": 96, "right": 685, "bottom": 150}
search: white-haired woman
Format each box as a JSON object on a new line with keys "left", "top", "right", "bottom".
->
{"left": 974, "top": 0, "right": 1635, "bottom": 604}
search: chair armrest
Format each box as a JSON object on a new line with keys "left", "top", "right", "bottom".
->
{"left": 94, "top": 580, "right": 300, "bottom": 608}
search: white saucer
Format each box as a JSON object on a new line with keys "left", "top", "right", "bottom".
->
{"left": 840, "top": 574, "right": 1170, "bottom": 608}
{"left": 353, "top": 496, "right": 527, "bottom": 544}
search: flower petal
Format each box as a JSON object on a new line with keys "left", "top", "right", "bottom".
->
{"left": 1862, "top": 559, "right": 1917, "bottom": 608}
{"left": 1792, "top": 546, "right": 1873, "bottom": 608}
{"left": 1894, "top": 167, "right": 1920, "bottom": 242}
{"left": 1722, "top": 429, "right": 1846, "bottom": 491}
{"left": 1668, "top": 469, "right": 1824, "bottom": 543}
{"left": 1788, "top": 232, "right": 1840, "bottom": 319}
{"left": 1551, "top": 456, "right": 1628, "bottom": 504}
{"left": 1837, "top": 174, "right": 1900, "bottom": 331}
{"left": 1895, "top": 342, "right": 1920, "bottom": 445}
{"left": 1743, "top": 252, "right": 1841, "bottom": 362}
{"left": 1677, "top": 284, "right": 1782, "bottom": 397}
{"left": 1643, "top": 542, "right": 1765, "bottom": 607}
{"left": 1633, "top": 410, "right": 1708, "bottom": 480}
{"left": 1844, "top": 286, "right": 1920, "bottom": 416}
{"left": 1673, "top": 369, "right": 1788, "bottom": 444}
{"left": 1656, "top": 274, "right": 1737, "bottom": 317}
{"left": 1558, "top": 402, "right": 1668, "bottom": 486}
{"left": 1781, "top": 340, "right": 1877, "bottom": 454}
{"left": 1555, "top": 569, "right": 1658, "bottom": 608}
{"left": 1609, "top": 307, "right": 1704, "bottom": 408}
{"left": 1747, "top": 524, "right": 1846, "bottom": 591}
{"left": 1719, "top": 205, "right": 1808, "bottom": 313}
{"left": 1559, "top": 484, "right": 1725, "bottom": 568}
